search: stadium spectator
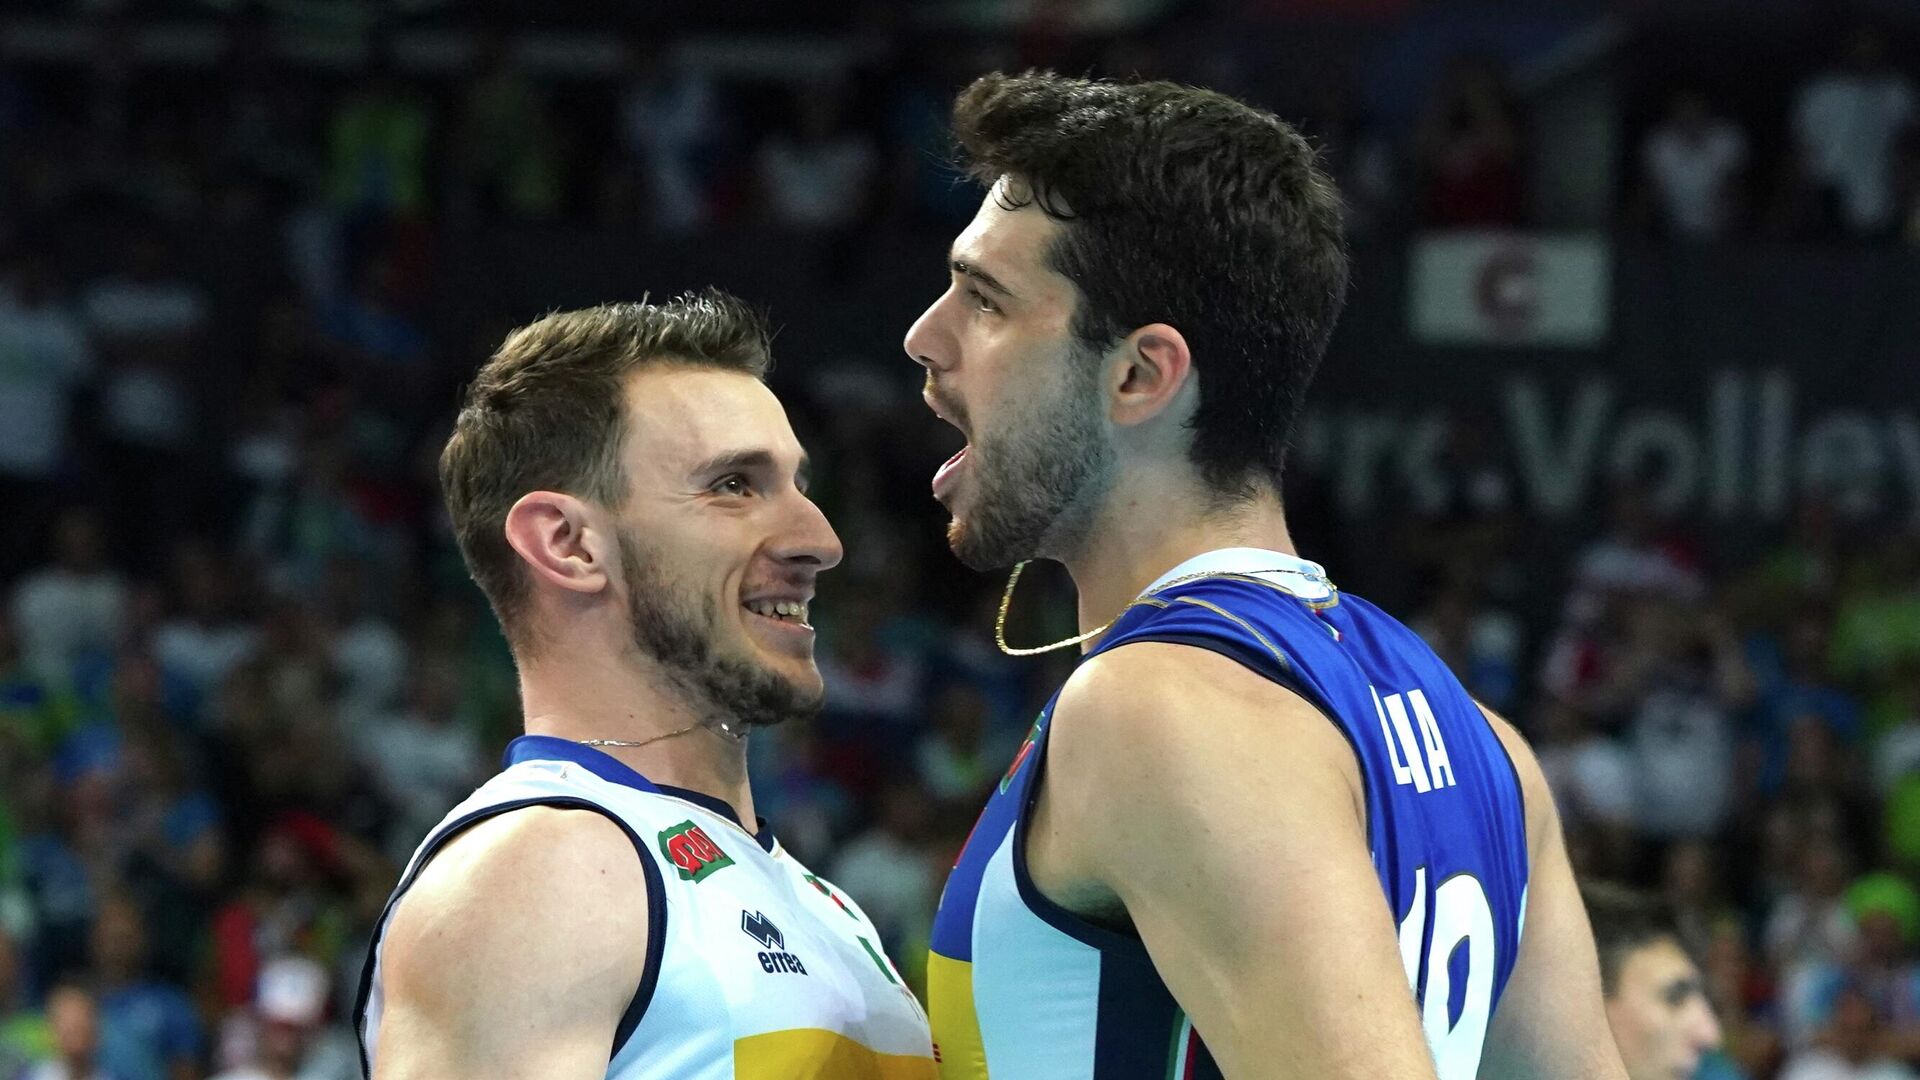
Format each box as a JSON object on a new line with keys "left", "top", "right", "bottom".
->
{"left": 355, "top": 657, "right": 486, "bottom": 861}
{"left": 1767, "top": 843, "right": 1860, "bottom": 978}
{"left": 746, "top": 717, "right": 856, "bottom": 866}
{"left": 447, "top": 33, "right": 565, "bottom": 223}
{"left": 1536, "top": 698, "right": 1637, "bottom": 875}
{"left": 1412, "top": 573, "right": 1524, "bottom": 713}
{"left": 10, "top": 510, "right": 126, "bottom": 688}
{"left": 1584, "top": 882, "right": 1724, "bottom": 1080}
{"left": 208, "top": 956, "right": 355, "bottom": 1080}
{"left": 151, "top": 543, "right": 259, "bottom": 717}
{"left": 90, "top": 894, "right": 203, "bottom": 1080}
{"left": 0, "top": 928, "right": 52, "bottom": 1078}
{"left": 0, "top": 247, "right": 92, "bottom": 579}
{"left": 1414, "top": 55, "right": 1524, "bottom": 227}
{"left": 1600, "top": 600, "right": 1754, "bottom": 840}
{"left": 1777, "top": 983, "right": 1918, "bottom": 1080}
{"left": 826, "top": 779, "right": 938, "bottom": 962}
{"left": 1640, "top": 90, "right": 1748, "bottom": 240}
{"left": 914, "top": 682, "right": 1001, "bottom": 807}
{"left": 611, "top": 47, "right": 725, "bottom": 231}
{"left": 1791, "top": 27, "right": 1917, "bottom": 239}
{"left": 23, "top": 982, "right": 117, "bottom": 1080}
{"left": 755, "top": 81, "right": 879, "bottom": 232}
{"left": 1780, "top": 873, "right": 1920, "bottom": 1056}
{"left": 325, "top": 49, "right": 432, "bottom": 222}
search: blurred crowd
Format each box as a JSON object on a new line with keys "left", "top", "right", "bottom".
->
{"left": 0, "top": 5, "right": 1918, "bottom": 1080}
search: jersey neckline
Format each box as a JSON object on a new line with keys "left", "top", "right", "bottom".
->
{"left": 503, "top": 734, "right": 777, "bottom": 852}
{"left": 1140, "top": 546, "right": 1335, "bottom": 601}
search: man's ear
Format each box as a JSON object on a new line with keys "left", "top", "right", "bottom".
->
{"left": 503, "top": 491, "right": 614, "bottom": 596}
{"left": 1109, "top": 322, "right": 1194, "bottom": 428}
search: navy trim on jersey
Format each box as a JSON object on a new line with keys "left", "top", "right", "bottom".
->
{"left": 504, "top": 735, "right": 778, "bottom": 853}
{"left": 653, "top": 783, "right": 777, "bottom": 853}
{"left": 1008, "top": 719, "right": 1147, "bottom": 954}
{"left": 503, "top": 735, "right": 660, "bottom": 792}
{"left": 353, "top": 796, "right": 668, "bottom": 1077}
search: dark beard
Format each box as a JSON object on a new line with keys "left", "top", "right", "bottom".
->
{"left": 950, "top": 354, "right": 1115, "bottom": 571}
{"left": 619, "top": 531, "right": 820, "bottom": 730}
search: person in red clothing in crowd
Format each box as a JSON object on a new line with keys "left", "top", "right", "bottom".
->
{"left": 211, "top": 815, "right": 383, "bottom": 1017}
{"left": 1415, "top": 55, "right": 1525, "bottom": 226}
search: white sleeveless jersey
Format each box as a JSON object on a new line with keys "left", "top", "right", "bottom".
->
{"left": 356, "top": 735, "right": 935, "bottom": 1079}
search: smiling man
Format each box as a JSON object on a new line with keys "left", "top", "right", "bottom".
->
{"left": 355, "top": 292, "right": 933, "bottom": 1079}
{"left": 910, "top": 73, "right": 1628, "bottom": 1079}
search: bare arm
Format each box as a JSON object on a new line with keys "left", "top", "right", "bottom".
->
{"left": 373, "top": 806, "right": 652, "bottom": 1080}
{"left": 1034, "top": 645, "right": 1440, "bottom": 1079}
{"left": 1475, "top": 706, "right": 1630, "bottom": 1080}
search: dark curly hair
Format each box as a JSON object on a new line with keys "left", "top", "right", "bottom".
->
{"left": 952, "top": 71, "right": 1349, "bottom": 499}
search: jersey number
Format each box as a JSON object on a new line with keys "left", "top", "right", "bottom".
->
{"left": 1396, "top": 867, "right": 1495, "bottom": 1080}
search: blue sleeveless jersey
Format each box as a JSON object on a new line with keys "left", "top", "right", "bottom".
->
{"left": 927, "top": 550, "right": 1530, "bottom": 1080}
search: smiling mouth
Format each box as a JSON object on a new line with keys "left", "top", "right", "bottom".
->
{"left": 743, "top": 598, "right": 812, "bottom": 630}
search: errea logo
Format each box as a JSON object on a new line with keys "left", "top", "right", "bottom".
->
{"left": 742, "top": 910, "right": 807, "bottom": 975}
{"left": 657, "top": 821, "right": 734, "bottom": 882}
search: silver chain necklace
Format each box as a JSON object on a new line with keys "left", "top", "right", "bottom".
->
{"left": 576, "top": 716, "right": 747, "bottom": 750}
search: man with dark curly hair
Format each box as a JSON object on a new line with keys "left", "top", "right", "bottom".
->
{"left": 911, "top": 72, "right": 1628, "bottom": 1079}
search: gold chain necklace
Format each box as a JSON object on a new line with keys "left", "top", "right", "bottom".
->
{"left": 994, "top": 559, "right": 1327, "bottom": 656}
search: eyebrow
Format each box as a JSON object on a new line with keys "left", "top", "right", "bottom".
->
{"left": 692, "top": 449, "right": 812, "bottom": 492}
{"left": 950, "top": 255, "right": 1018, "bottom": 300}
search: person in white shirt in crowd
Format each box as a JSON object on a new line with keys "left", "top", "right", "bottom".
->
{"left": 212, "top": 956, "right": 357, "bottom": 1080}
{"left": 357, "top": 656, "right": 487, "bottom": 861}
{"left": 151, "top": 540, "right": 260, "bottom": 708}
{"left": 1793, "top": 26, "right": 1917, "bottom": 238}
{"left": 825, "top": 779, "right": 938, "bottom": 959}
{"left": 1780, "top": 983, "right": 1919, "bottom": 1080}
{"left": 10, "top": 508, "right": 126, "bottom": 686}
{"left": 78, "top": 228, "right": 208, "bottom": 563}
{"left": 0, "top": 247, "right": 93, "bottom": 581}
{"left": 1641, "top": 90, "right": 1747, "bottom": 239}
{"left": 755, "top": 81, "right": 879, "bottom": 233}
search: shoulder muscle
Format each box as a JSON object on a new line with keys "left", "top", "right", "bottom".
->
{"left": 375, "top": 804, "right": 654, "bottom": 1080}
{"left": 1037, "top": 642, "right": 1435, "bottom": 1078}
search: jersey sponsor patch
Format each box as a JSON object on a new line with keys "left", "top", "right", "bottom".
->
{"left": 658, "top": 820, "right": 734, "bottom": 882}
{"left": 743, "top": 910, "right": 808, "bottom": 975}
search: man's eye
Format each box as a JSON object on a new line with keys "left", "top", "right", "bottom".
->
{"left": 967, "top": 287, "right": 999, "bottom": 314}
{"left": 713, "top": 475, "right": 752, "bottom": 496}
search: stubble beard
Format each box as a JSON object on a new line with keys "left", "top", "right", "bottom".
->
{"left": 619, "top": 530, "right": 822, "bottom": 732}
{"left": 948, "top": 349, "right": 1117, "bottom": 571}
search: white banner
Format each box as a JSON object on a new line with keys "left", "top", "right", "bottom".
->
{"left": 1408, "top": 231, "right": 1610, "bottom": 347}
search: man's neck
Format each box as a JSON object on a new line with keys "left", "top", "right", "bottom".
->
{"left": 519, "top": 646, "right": 757, "bottom": 828}
{"left": 1063, "top": 480, "right": 1297, "bottom": 649}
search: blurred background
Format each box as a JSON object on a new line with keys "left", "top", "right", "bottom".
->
{"left": 0, "top": 0, "right": 1917, "bottom": 1077}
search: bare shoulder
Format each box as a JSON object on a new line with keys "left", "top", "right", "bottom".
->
{"left": 1041, "top": 642, "right": 1365, "bottom": 873}
{"left": 381, "top": 804, "right": 652, "bottom": 1017}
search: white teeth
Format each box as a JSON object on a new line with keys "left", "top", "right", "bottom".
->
{"left": 745, "top": 599, "right": 809, "bottom": 623}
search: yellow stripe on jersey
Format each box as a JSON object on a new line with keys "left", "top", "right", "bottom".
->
{"left": 733, "top": 1028, "right": 936, "bottom": 1080}
{"left": 927, "top": 951, "right": 988, "bottom": 1080}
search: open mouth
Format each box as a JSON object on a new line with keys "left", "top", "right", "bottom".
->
{"left": 743, "top": 598, "right": 812, "bottom": 630}
{"left": 925, "top": 389, "right": 971, "bottom": 502}
{"left": 933, "top": 445, "right": 971, "bottom": 502}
